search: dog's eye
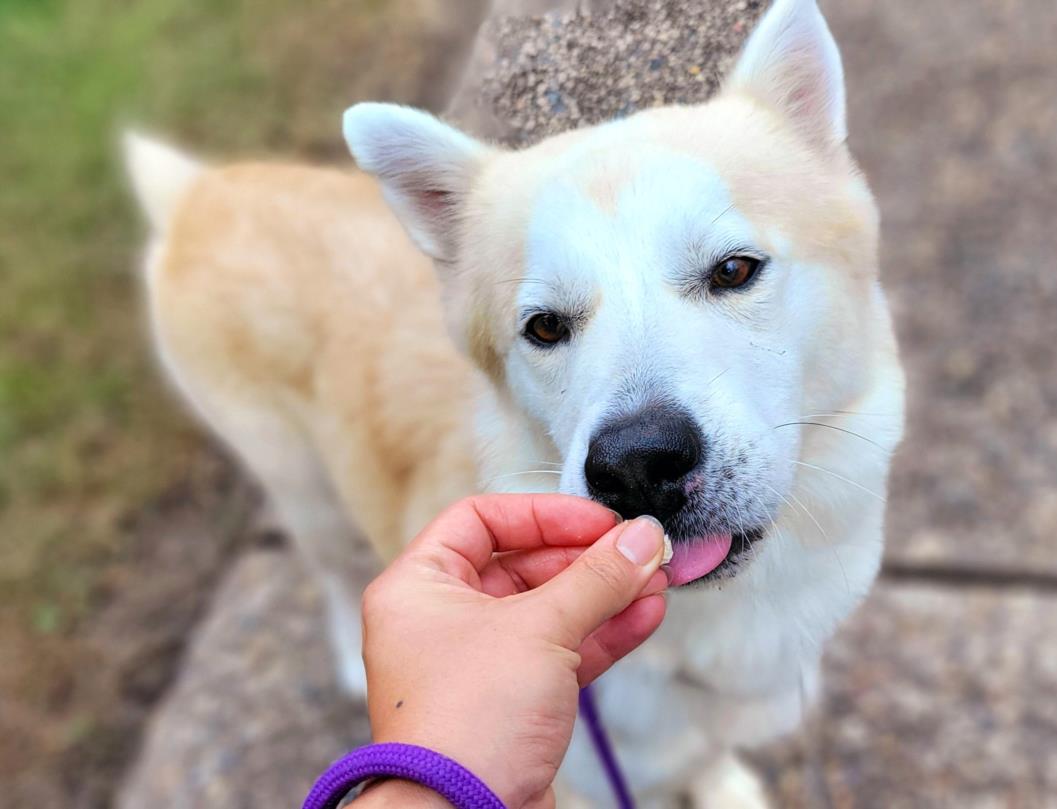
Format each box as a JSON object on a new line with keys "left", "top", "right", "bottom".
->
{"left": 710, "top": 257, "right": 761, "bottom": 290}
{"left": 524, "top": 313, "right": 569, "bottom": 346}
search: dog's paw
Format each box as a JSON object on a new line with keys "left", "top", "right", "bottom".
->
{"left": 686, "top": 754, "right": 771, "bottom": 809}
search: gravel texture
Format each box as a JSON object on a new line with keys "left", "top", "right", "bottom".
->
{"left": 483, "top": 0, "right": 764, "bottom": 144}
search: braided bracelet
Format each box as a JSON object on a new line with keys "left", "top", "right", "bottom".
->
{"left": 302, "top": 742, "right": 507, "bottom": 809}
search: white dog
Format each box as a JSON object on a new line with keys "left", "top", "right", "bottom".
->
{"left": 127, "top": 0, "right": 904, "bottom": 805}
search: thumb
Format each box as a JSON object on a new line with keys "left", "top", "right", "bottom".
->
{"left": 526, "top": 516, "right": 667, "bottom": 647}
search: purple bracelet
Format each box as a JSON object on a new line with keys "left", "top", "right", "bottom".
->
{"left": 302, "top": 742, "right": 506, "bottom": 809}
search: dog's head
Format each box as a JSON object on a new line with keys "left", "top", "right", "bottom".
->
{"left": 346, "top": 0, "right": 894, "bottom": 586}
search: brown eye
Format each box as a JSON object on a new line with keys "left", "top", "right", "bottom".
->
{"left": 711, "top": 256, "right": 761, "bottom": 290}
{"left": 525, "top": 313, "right": 569, "bottom": 346}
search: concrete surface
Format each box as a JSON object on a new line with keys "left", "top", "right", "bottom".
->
{"left": 118, "top": 550, "right": 1057, "bottom": 808}
{"left": 831, "top": 0, "right": 1057, "bottom": 578}
{"left": 117, "top": 551, "right": 369, "bottom": 809}
{"left": 754, "top": 582, "right": 1057, "bottom": 808}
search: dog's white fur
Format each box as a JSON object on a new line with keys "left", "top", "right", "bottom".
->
{"left": 127, "top": 1, "right": 904, "bottom": 805}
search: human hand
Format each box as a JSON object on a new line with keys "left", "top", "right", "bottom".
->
{"left": 358, "top": 494, "right": 668, "bottom": 809}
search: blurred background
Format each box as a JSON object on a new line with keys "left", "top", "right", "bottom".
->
{"left": 0, "top": 0, "right": 484, "bottom": 803}
{"left": 0, "top": 0, "right": 1054, "bottom": 807}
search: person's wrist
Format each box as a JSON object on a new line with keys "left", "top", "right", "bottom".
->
{"left": 355, "top": 778, "right": 453, "bottom": 808}
{"left": 369, "top": 725, "right": 511, "bottom": 804}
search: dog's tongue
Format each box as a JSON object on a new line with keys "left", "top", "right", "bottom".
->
{"left": 667, "top": 534, "right": 733, "bottom": 586}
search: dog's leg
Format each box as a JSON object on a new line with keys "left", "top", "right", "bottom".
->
{"left": 245, "top": 433, "right": 378, "bottom": 697}
{"left": 684, "top": 754, "right": 770, "bottom": 809}
{"left": 178, "top": 394, "right": 379, "bottom": 697}
{"left": 311, "top": 558, "right": 374, "bottom": 698}
{"left": 270, "top": 473, "right": 377, "bottom": 699}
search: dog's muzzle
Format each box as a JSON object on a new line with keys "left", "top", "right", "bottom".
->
{"left": 583, "top": 405, "right": 703, "bottom": 523}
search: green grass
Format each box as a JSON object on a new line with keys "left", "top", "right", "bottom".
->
{"left": 0, "top": 0, "right": 278, "bottom": 649}
{"left": 0, "top": 0, "right": 444, "bottom": 772}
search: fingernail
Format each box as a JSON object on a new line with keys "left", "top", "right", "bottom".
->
{"left": 608, "top": 509, "right": 625, "bottom": 524}
{"left": 617, "top": 516, "right": 664, "bottom": 566}
{"left": 660, "top": 564, "right": 674, "bottom": 585}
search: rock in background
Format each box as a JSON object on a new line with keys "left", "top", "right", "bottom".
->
{"left": 448, "top": 0, "right": 765, "bottom": 142}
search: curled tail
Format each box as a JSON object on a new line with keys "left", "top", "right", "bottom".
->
{"left": 122, "top": 130, "right": 204, "bottom": 232}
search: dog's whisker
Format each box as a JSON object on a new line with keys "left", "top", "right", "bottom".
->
{"left": 763, "top": 483, "right": 806, "bottom": 531}
{"left": 791, "top": 460, "right": 886, "bottom": 503}
{"left": 486, "top": 470, "right": 563, "bottom": 478}
{"left": 825, "top": 409, "right": 893, "bottom": 417}
{"left": 790, "top": 611, "right": 821, "bottom": 655}
{"left": 762, "top": 482, "right": 794, "bottom": 513}
{"left": 787, "top": 493, "right": 850, "bottom": 595}
{"left": 762, "top": 482, "right": 848, "bottom": 591}
{"left": 491, "top": 277, "right": 552, "bottom": 288}
{"left": 774, "top": 484, "right": 829, "bottom": 545}
{"left": 830, "top": 545, "right": 852, "bottom": 596}
{"left": 773, "top": 421, "right": 889, "bottom": 453}
{"left": 732, "top": 501, "right": 761, "bottom": 569}
{"left": 799, "top": 411, "right": 892, "bottom": 420}
{"left": 709, "top": 202, "right": 736, "bottom": 225}
{"left": 765, "top": 513, "right": 782, "bottom": 542}
{"left": 706, "top": 366, "right": 732, "bottom": 388}
{"left": 479, "top": 469, "right": 564, "bottom": 488}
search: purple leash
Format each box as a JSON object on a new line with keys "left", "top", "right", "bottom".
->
{"left": 302, "top": 742, "right": 504, "bottom": 809}
{"left": 580, "top": 684, "right": 636, "bottom": 809}
{"left": 303, "top": 686, "right": 634, "bottom": 808}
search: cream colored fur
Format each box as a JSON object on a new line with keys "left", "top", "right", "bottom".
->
{"left": 127, "top": 1, "right": 904, "bottom": 805}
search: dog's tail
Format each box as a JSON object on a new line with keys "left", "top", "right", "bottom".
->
{"left": 122, "top": 130, "right": 204, "bottom": 232}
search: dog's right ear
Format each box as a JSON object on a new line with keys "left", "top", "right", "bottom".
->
{"left": 725, "top": 0, "right": 847, "bottom": 151}
{"left": 343, "top": 103, "right": 492, "bottom": 262}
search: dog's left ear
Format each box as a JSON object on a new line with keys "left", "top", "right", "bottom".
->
{"left": 343, "top": 103, "right": 492, "bottom": 262}
{"left": 725, "top": 0, "right": 847, "bottom": 150}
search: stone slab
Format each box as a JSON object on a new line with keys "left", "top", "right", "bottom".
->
{"left": 827, "top": 0, "right": 1057, "bottom": 576}
{"left": 116, "top": 550, "right": 369, "bottom": 809}
{"left": 755, "top": 581, "right": 1057, "bottom": 808}
{"left": 118, "top": 549, "right": 1057, "bottom": 808}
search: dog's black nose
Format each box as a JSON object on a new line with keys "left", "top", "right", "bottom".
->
{"left": 584, "top": 407, "right": 703, "bottom": 523}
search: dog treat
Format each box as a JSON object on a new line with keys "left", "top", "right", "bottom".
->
{"left": 458, "top": 0, "right": 765, "bottom": 145}
{"left": 662, "top": 533, "right": 674, "bottom": 565}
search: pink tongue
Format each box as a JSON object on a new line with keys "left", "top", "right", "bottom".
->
{"left": 667, "top": 534, "right": 733, "bottom": 586}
